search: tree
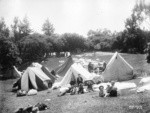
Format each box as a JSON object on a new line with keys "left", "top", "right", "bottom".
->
{"left": 0, "top": 33, "right": 20, "bottom": 76}
{"left": 133, "top": 0, "right": 150, "bottom": 29}
{"left": 114, "top": 8, "right": 147, "bottom": 54}
{"left": 134, "top": 0, "right": 150, "bottom": 61}
{"left": 18, "top": 33, "right": 52, "bottom": 65}
{"left": 18, "top": 16, "right": 32, "bottom": 38}
{"left": 0, "top": 17, "right": 9, "bottom": 37}
{"left": 11, "top": 17, "right": 20, "bottom": 43}
{"left": 87, "top": 29, "right": 114, "bottom": 51}
{"left": 42, "top": 19, "right": 55, "bottom": 36}
{"left": 60, "top": 33, "right": 86, "bottom": 53}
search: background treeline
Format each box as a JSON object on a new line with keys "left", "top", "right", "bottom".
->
{"left": 0, "top": 1, "right": 150, "bottom": 77}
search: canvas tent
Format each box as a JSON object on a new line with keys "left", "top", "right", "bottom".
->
{"left": 54, "top": 63, "right": 96, "bottom": 87}
{"left": 41, "top": 66, "right": 56, "bottom": 83}
{"left": 31, "top": 62, "right": 56, "bottom": 83}
{"left": 21, "top": 67, "right": 51, "bottom": 91}
{"left": 55, "top": 56, "right": 74, "bottom": 76}
{"left": 102, "top": 52, "right": 134, "bottom": 82}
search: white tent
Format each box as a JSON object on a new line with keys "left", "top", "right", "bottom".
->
{"left": 53, "top": 63, "right": 95, "bottom": 87}
{"left": 21, "top": 67, "right": 51, "bottom": 91}
{"left": 102, "top": 52, "right": 134, "bottom": 82}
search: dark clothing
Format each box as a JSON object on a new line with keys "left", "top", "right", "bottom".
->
{"left": 99, "top": 91, "right": 105, "bottom": 97}
{"left": 106, "top": 87, "right": 111, "bottom": 94}
{"left": 77, "top": 76, "right": 83, "bottom": 86}
{"left": 70, "top": 80, "right": 76, "bottom": 86}
{"left": 88, "top": 63, "right": 93, "bottom": 72}
{"left": 78, "top": 84, "right": 84, "bottom": 94}
{"left": 51, "top": 70, "right": 56, "bottom": 76}
{"left": 109, "top": 88, "right": 117, "bottom": 97}
{"left": 87, "top": 81, "right": 94, "bottom": 92}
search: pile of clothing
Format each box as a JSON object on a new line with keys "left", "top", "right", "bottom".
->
{"left": 15, "top": 103, "right": 48, "bottom": 113}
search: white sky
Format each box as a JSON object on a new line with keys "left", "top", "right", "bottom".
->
{"left": 0, "top": 0, "right": 137, "bottom": 36}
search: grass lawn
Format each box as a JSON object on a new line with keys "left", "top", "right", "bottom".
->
{"left": 1, "top": 51, "right": 150, "bottom": 113}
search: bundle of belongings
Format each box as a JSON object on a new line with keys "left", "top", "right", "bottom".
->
{"left": 58, "top": 83, "right": 85, "bottom": 97}
{"left": 15, "top": 103, "right": 48, "bottom": 113}
{"left": 17, "top": 89, "right": 38, "bottom": 97}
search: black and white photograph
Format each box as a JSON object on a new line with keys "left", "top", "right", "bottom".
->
{"left": 0, "top": 0, "right": 150, "bottom": 113}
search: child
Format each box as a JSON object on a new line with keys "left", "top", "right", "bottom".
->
{"left": 78, "top": 83, "right": 84, "bottom": 94}
{"left": 105, "top": 84, "right": 111, "bottom": 97}
{"left": 87, "top": 81, "right": 94, "bottom": 92}
{"left": 70, "top": 85, "right": 77, "bottom": 95}
{"left": 99, "top": 86, "right": 105, "bottom": 97}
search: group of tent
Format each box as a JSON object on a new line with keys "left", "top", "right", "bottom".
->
{"left": 14, "top": 52, "right": 135, "bottom": 92}
{"left": 53, "top": 52, "right": 134, "bottom": 88}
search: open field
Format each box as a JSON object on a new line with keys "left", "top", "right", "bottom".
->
{"left": 1, "top": 51, "right": 150, "bottom": 113}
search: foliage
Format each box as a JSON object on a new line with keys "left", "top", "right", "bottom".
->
{"left": 0, "top": 17, "right": 9, "bottom": 37}
{"left": 0, "top": 33, "right": 20, "bottom": 73}
{"left": 87, "top": 29, "right": 114, "bottom": 51}
{"left": 18, "top": 33, "right": 52, "bottom": 64}
{"left": 18, "top": 16, "right": 32, "bottom": 38}
{"left": 42, "top": 19, "right": 55, "bottom": 36}
{"left": 60, "top": 33, "right": 86, "bottom": 53}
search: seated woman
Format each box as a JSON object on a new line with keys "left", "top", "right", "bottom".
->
{"left": 87, "top": 80, "right": 94, "bottom": 92}
{"left": 108, "top": 81, "right": 118, "bottom": 97}
{"left": 99, "top": 86, "right": 105, "bottom": 97}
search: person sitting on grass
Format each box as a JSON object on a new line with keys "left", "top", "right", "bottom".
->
{"left": 87, "top": 80, "right": 94, "bottom": 92}
{"left": 109, "top": 81, "right": 118, "bottom": 97}
{"left": 105, "top": 84, "right": 111, "bottom": 97}
{"left": 78, "top": 83, "right": 84, "bottom": 94}
{"left": 88, "top": 62, "right": 93, "bottom": 73}
{"left": 70, "top": 85, "right": 77, "bottom": 95}
{"left": 99, "top": 86, "right": 105, "bottom": 97}
{"left": 77, "top": 74, "right": 83, "bottom": 86}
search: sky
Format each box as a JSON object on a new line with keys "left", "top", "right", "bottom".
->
{"left": 0, "top": 0, "right": 138, "bottom": 36}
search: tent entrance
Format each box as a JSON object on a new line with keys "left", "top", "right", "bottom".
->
{"left": 28, "top": 76, "right": 34, "bottom": 89}
{"left": 35, "top": 75, "right": 48, "bottom": 91}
